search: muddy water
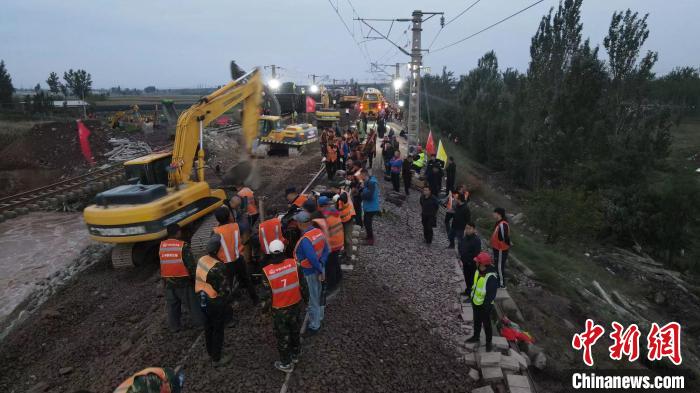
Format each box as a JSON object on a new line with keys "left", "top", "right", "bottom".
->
{"left": 0, "top": 212, "right": 91, "bottom": 323}
{"left": 0, "top": 169, "right": 63, "bottom": 198}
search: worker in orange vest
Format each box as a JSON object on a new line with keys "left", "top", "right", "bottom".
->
{"left": 258, "top": 216, "right": 287, "bottom": 258}
{"left": 159, "top": 224, "right": 204, "bottom": 332}
{"left": 318, "top": 196, "right": 344, "bottom": 292}
{"left": 325, "top": 141, "right": 339, "bottom": 180}
{"left": 491, "top": 207, "right": 511, "bottom": 289}
{"left": 237, "top": 186, "right": 259, "bottom": 226}
{"left": 285, "top": 186, "right": 309, "bottom": 209}
{"left": 263, "top": 239, "right": 303, "bottom": 373}
{"left": 212, "top": 206, "right": 259, "bottom": 305}
{"left": 113, "top": 367, "right": 183, "bottom": 393}
{"left": 329, "top": 180, "right": 355, "bottom": 262}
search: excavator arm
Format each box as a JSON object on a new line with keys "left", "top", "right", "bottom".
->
{"left": 170, "top": 68, "right": 263, "bottom": 186}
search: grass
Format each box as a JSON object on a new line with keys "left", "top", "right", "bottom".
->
{"left": 669, "top": 116, "right": 700, "bottom": 173}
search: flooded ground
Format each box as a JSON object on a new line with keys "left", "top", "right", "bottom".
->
{"left": 0, "top": 212, "right": 91, "bottom": 325}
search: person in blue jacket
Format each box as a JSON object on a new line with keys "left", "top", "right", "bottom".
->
{"left": 359, "top": 168, "right": 380, "bottom": 245}
{"left": 293, "top": 211, "right": 330, "bottom": 336}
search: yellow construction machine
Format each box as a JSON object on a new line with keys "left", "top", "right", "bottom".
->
{"left": 84, "top": 68, "right": 264, "bottom": 267}
{"left": 256, "top": 115, "right": 318, "bottom": 157}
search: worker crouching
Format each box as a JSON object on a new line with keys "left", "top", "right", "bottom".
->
{"left": 113, "top": 367, "right": 184, "bottom": 393}
{"left": 263, "top": 240, "right": 303, "bottom": 373}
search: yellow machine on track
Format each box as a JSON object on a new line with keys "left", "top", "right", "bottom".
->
{"left": 256, "top": 115, "right": 318, "bottom": 157}
{"left": 84, "top": 69, "right": 263, "bottom": 267}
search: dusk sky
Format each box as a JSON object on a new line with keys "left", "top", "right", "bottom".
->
{"left": 2, "top": 0, "right": 698, "bottom": 89}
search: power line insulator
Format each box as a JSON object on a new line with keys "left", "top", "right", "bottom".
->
{"left": 440, "top": 16, "right": 445, "bottom": 27}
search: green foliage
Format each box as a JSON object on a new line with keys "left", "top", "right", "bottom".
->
{"left": 0, "top": 60, "right": 15, "bottom": 107}
{"left": 529, "top": 187, "right": 602, "bottom": 244}
{"left": 63, "top": 69, "right": 92, "bottom": 99}
{"left": 418, "top": 0, "right": 699, "bottom": 268}
{"left": 46, "top": 72, "right": 61, "bottom": 95}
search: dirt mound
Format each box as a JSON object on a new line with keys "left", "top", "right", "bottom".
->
{"left": 0, "top": 120, "right": 109, "bottom": 171}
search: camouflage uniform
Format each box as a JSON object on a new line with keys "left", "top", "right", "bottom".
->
{"left": 118, "top": 368, "right": 181, "bottom": 393}
{"left": 273, "top": 302, "right": 302, "bottom": 365}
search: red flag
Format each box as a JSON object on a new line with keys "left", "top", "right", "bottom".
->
{"left": 425, "top": 130, "right": 436, "bottom": 155}
{"left": 76, "top": 120, "right": 95, "bottom": 165}
{"left": 306, "top": 96, "right": 316, "bottom": 113}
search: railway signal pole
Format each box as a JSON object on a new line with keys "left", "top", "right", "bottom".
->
{"left": 355, "top": 10, "right": 443, "bottom": 147}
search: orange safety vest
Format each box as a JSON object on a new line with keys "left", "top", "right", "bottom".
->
{"left": 214, "top": 223, "right": 241, "bottom": 263}
{"left": 312, "top": 217, "right": 329, "bottom": 238}
{"left": 491, "top": 220, "right": 511, "bottom": 251}
{"left": 337, "top": 191, "right": 355, "bottom": 223}
{"left": 237, "top": 187, "right": 258, "bottom": 216}
{"left": 259, "top": 217, "right": 286, "bottom": 254}
{"left": 294, "top": 228, "right": 327, "bottom": 269}
{"left": 114, "top": 367, "right": 171, "bottom": 393}
{"left": 292, "top": 194, "right": 309, "bottom": 208}
{"left": 195, "top": 255, "right": 220, "bottom": 299}
{"left": 158, "top": 239, "right": 189, "bottom": 278}
{"left": 263, "top": 258, "right": 302, "bottom": 309}
{"left": 324, "top": 213, "right": 344, "bottom": 252}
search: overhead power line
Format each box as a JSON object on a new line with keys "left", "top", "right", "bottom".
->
{"left": 430, "top": 0, "right": 545, "bottom": 54}
{"left": 427, "top": 0, "right": 482, "bottom": 50}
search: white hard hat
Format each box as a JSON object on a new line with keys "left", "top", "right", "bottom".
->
{"left": 269, "top": 239, "right": 285, "bottom": 254}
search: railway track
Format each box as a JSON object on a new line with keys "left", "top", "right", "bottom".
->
{"left": 0, "top": 143, "right": 173, "bottom": 221}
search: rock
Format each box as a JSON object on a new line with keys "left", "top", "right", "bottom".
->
{"left": 118, "top": 339, "right": 133, "bottom": 355}
{"left": 499, "top": 354, "right": 520, "bottom": 372}
{"left": 507, "top": 374, "right": 531, "bottom": 389}
{"left": 511, "top": 213, "right": 525, "bottom": 224}
{"left": 509, "top": 350, "right": 530, "bottom": 370}
{"left": 59, "top": 367, "right": 73, "bottom": 375}
{"left": 654, "top": 292, "right": 666, "bottom": 305}
{"left": 464, "top": 353, "right": 477, "bottom": 366}
{"left": 533, "top": 352, "right": 547, "bottom": 370}
{"left": 41, "top": 310, "right": 61, "bottom": 319}
{"left": 27, "top": 382, "right": 50, "bottom": 393}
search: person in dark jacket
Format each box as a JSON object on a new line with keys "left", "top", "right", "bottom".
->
{"left": 466, "top": 251, "right": 499, "bottom": 352}
{"left": 448, "top": 193, "right": 471, "bottom": 249}
{"left": 458, "top": 222, "right": 481, "bottom": 297}
{"left": 401, "top": 155, "right": 413, "bottom": 195}
{"left": 419, "top": 186, "right": 440, "bottom": 244}
{"left": 491, "top": 207, "right": 511, "bottom": 288}
{"left": 445, "top": 156, "right": 456, "bottom": 193}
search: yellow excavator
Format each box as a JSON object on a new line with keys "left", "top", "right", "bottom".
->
{"left": 83, "top": 68, "right": 264, "bottom": 267}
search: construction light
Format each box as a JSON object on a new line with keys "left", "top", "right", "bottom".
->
{"left": 268, "top": 79, "right": 281, "bottom": 90}
{"left": 398, "top": 100, "right": 405, "bottom": 107}
{"left": 393, "top": 79, "right": 404, "bottom": 90}
{"left": 310, "top": 84, "right": 319, "bottom": 93}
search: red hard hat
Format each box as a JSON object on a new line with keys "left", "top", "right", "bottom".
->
{"left": 473, "top": 251, "right": 493, "bottom": 266}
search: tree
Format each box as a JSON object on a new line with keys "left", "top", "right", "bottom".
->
{"left": 46, "top": 72, "right": 61, "bottom": 95}
{"left": 144, "top": 86, "right": 156, "bottom": 93}
{"left": 34, "top": 83, "right": 41, "bottom": 93}
{"left": 0, "top": 60, "right": 15, "bottom": 106}
{"left": 63, "top": 69, "right": 92, "bottom": 99}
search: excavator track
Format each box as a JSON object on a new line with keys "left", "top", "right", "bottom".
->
{"left": 190, "top": 214, "right": 218, "bottom": 259}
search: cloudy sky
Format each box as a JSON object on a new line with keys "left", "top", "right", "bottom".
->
{"left": 1, "top": 0, "right": 698, "bottom": 89}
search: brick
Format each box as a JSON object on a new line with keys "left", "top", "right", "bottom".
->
{"left": 471, "top": 386, "right": 494, "bottom": 393}
{"left": 481, "top": 366, "right": 504, "bottom": 383}
{"left": 464, "top": 352, "right": 477, "bottom": 366}
{"left": 480, "top": 352, "right": 501, "bottom": 366}
{"left": 500, "top": 355, "right": 520, "bottom": 372}
{"left": 461, "top": 307, "right": 474, "bottom": 322}
{"left": 464, "top": 341, "right": 479, "bottom": 352}
{"left": 492, "top": 336, "right": 509, "bottom": 351}
{"left": 507, "top": 374, "right": 531, "bottom": 389}
{"left": 468, "top": 368, "right": 480, "bottom": 382}
{"left": 509, "top": 386, "right": 531, "bottom": 393}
